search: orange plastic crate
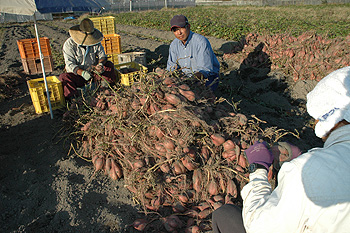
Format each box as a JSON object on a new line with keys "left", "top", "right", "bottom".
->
{"left": 101, "top": 34, "right": 121, "bottom": 55}
{"left": 21, "top": 55, "right": 54, "bottom": 75}
{"left": 17, "top": 37, "right": 52, "bottom": 59}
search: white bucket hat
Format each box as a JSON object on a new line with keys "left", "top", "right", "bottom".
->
{"left": 306, "top": 66, "right": 350, "bottom": 138}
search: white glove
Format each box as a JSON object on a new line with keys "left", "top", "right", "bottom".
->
{"left": 81, "top": 70, "right": 92, "bottom": 81}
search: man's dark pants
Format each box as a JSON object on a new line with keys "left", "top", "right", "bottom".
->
{"left": 212, "top": 204, "right": 246, "bottom": 233}
{"left": 59, "top": 61, "right": 116, "bottom": 98}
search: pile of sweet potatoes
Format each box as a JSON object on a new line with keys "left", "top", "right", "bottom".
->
{"left": 223, "top": 32, "right": 350, "bottom": 82}
{"left": 67, "top": 69, "right": 289, "bottom": 232}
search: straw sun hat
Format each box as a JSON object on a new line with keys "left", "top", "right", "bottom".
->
{"left": 69, "top": 18, "right": 103, "bottom": 46}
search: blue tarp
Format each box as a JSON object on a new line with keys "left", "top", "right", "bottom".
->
{"left": 34, "top": 0, "right": 107, "bottom": 14}
{"left": 0, "top": 0, "right": 110, "bottom": 16}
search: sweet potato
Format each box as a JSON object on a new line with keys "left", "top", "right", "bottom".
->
{"left": 185, "top": 225, "right": 200, "bottom": 233}
{"left": 132, "top": 219, "right": 148, "bottom": 232}
{"left": 109, "top": 166, "right": 118, "bottom": 180}
{"left": 165, "top": 93, "right": 181, "bottom": 106}
{"left": 163, "top": 139, "right": 175, "bottom": 151}
{"left": 173, "top": 161, "right": 187, "bottom": 175}
{"left": 181, "top": 156, "right": 199, "bottom": 171}
{"left": 226, "top": 179, "right": 237, "bottom": 198}
{"left": 178, "top": 193, "right": 189, "bottom": 203}
{"left": 237, "top": 153, "right": 248, "bottom": 168}
{"left": 211, "top": 134, "right": 225, "bottom": 146}
{"left": 160, "top": 162, "right": 171, "bottom": 173}
{"left": 208, "top": 179, "right": 219, "bottom": 196}
{"left": 104, "top": 157, "right": 112, "bottom": 175}
{"left": 155, "top": 144, "right": 167, "bottom": 154}
{"left": 179, "top": 89, "right": 196, "bottom": 102}
{"left": 133, "top": 159, "right": 145, "bottom": 170}
{"left": 192, "top": 169, "right": 203, "bottom": 193}
{"left": 223, "top": 140, "right": 235, "bottom": 151}
{"left": 81, "top": 121, "right": 92, "bottom": 131}
{"left": 113, "top": 160, "right": 123, "bottom": 178}
{"left": 201, "top": 146, "right": 210, "bottom": 161}
{"left": 156, "top": 128, "right": 165, "bottom": 139}
{"left": 196, "top": 202, "right": 210, "bottom": 211}
{"left": 198, "top": 209, "right": 212, "bottom": 219}
{"left": 179, "top": 84, "right": 190, "bottom": 90}
{"left": 94, "top": 157, "right": 105, "bottom": 172}
{"left": 163, "top": 77, "right": 175, "bottom": 86}
{"left": 222, "top": 150, "right": 236, "bottom": 159}
{"left": 213, "top": 195, "right": 224, "bottom": 203}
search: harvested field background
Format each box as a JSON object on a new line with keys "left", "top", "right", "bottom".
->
{"left": 1, "top": 5, "right": 347, "bottom": 232}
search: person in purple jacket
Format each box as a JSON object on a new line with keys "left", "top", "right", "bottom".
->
{"left": 212, "top": 66, "right": 350, "bottom": 233}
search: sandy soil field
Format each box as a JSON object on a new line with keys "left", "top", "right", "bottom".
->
{"left": 0, "top": 18, "right": 323, "bottom": 233}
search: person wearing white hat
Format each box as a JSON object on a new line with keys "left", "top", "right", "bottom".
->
{"left": 59, "top": 18, "right": 117, "bottom": 99}
{"left": 212, "top": 66, "right": 350, "bottom": 233}
{"left": 166, "top": 15, "right": 220, "bottom": 91}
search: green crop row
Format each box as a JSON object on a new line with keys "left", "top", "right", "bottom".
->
{"left": 111, "top": 4, "right": 350, "bottom": 41}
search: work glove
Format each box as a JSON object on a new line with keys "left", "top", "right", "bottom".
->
{"left": 94, "top": 62, "right": 105, "bottom": 75}
{"left": 81, "top": 70, "right": 92, "bottom": 81}
{"left": 270, "top": 142, "right": 302, "bottom": 170}
{"left": 244, "top": 141, "right": 274, "bottom": 170}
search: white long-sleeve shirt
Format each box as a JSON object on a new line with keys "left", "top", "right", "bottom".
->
{"left": 241, "top": 124, "right": 350, "bottom": 233}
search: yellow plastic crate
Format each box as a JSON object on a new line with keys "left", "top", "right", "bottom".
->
{"left": 27, "top": 76, "right": 65, "bottom": 114}
{"left": 115, "top": 62, "right": 148, "bottom": 86}
{"left": 101, "top": 34, "right": 121, "bottom": 55}
{"left": 107, "top": 53, "right": 119, "bottom": 65}
{"left": 89, "top": 16, "right": 116, "bottom": 35}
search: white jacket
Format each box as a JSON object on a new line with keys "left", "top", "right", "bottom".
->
{"left": 241, "top": 125, "right": 350, "bottom": 233}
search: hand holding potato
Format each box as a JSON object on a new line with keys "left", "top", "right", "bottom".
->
{"left": 93, "top": 62, "right": 105, "bottom": 74}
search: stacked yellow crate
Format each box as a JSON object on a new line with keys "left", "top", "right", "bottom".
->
{"left": 101, "top": 34, "right": 122, "bottom": 65}
{"left": 89, "top": 16, "right": 121, "bottom": 65}
{"left": 89, "top": 16, "right": 116, "bottom": 35}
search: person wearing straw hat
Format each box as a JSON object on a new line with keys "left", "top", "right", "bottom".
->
{"left": 212, "top": 66, "right": 350, "bottom": 232}
{"left": 59, "top": 18, "right": 116, "bottom": 99}
{"left": 166, "top": 15, "right": 220, "bottom": 91}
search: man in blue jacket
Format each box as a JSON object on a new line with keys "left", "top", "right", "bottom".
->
{"left": 166, "top": 15, "right": 220, "bottom": 91}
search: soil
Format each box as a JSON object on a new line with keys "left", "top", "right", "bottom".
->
{"left": 0, "top": 19, "right": 323, "bottom": 233}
